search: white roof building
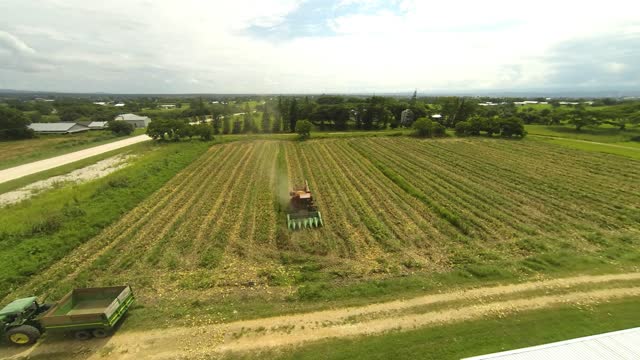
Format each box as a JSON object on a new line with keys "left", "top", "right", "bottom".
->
{"left": 88, "top": 121, "right": 109, "bottom": 130}
{"left": 114, "top": 113, "right": 151, "bottom": 128}
{"left": 463, "top": 327, "right": 640, "bottom": 360}
{"left": 114, "top": 103, "right": 125, "bottom": 107}
{"left": 28, "top": 123, "right": 90, "bottom": 134}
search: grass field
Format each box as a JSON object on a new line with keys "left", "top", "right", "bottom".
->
{"left": 0, "top": 140, "right": 211, "bottom": 298}
{"left": 6, "top": 136, "right": 639, "bottom": 330}
{"left": 526, "top": 124, "right": 640, "bottom": 143}
{"left": 526, "top": 124, "right": 640, "bottom": 159}
{"left": 0, "top": 129, "right": 146, "bottom": 170}
{"left": 233, "top": 298, "right": 640, "bottom": 360}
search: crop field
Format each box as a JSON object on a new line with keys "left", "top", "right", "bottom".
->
{"left": 8, "top": 137, "right": 640, "bottom": 327}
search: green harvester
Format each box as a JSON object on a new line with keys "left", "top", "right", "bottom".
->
{"left": 287, "top": 180, "right": 323, "bottom": 230}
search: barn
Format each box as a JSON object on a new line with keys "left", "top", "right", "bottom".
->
{"left": 114, "top": 113, "right": 151, "bottom": 128}
{"left": 28, "top": 123, "right": 90, "bottom": 134}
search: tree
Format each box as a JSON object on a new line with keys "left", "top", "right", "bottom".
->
{"left": 0, "top": 107, "right": 34, "bottom": 140}
{"left": 212, "top": 116, "right": 221, "bottom": 135}
{"left": 223, "top": 116, "right": 231, "bottom": 134}
{"left": 242, "top": 114, "right": 253, "bottom": 133}
{"left": 146, "top": 119, "right": 189, "bottom": 140}
{"left": 271, "top": 112, "right": 281, "bottom": 133}
{"left": 499, "top": 117, "right": 527, "bottom": 138}
{"left": 232, "top": 118, "right": 242, "bottom": 134}
{"left": 410, "top": 89, "right": 417, "bottom": 105}
{"left": 261, "top": 110, "right": 271, "bottom": 133}
{"left": 438, "top": 97, "right": 477, "bottom": 127}
{"left": 483, "top": 116, "right": 501, "bottom": 137}
{"left": 33, "top": 102, "right": 53, "bottom": 115}
{"left": 412, "top": 118, "right": 433, "bottom": 137}
{"left": 195, "top": 123, "right": 213, "bottom": 141}
{"left": 108, "top": 120, "right": 134, "bottom": 136}
{"left": 568, "top": 106, "right": 598, "bottom": 131}
{"left": 288, "top": 98, "right": 299, "bottom": 132}
{"left": 597, "top": 109, "right": 629, "bottom": 130}
{"left": 296, "top": 120, "right": 312, "bottom": 140}
{"left": 455, "top": 121, "right": 471, "bottom": 136}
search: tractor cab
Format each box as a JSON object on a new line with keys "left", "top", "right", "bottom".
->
{"left": 1, "top": 297, "right": 50, "bottom": 345}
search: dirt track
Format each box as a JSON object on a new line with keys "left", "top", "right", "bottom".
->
{"left": 2, "top": 272, "right": 639, "bottom": 360}
{"left": 0, "top": 135, "right": 150, "bottom": 185}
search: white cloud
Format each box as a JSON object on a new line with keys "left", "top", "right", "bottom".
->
{"left": 0, "top": 0, "right": 639, "bottom": 92}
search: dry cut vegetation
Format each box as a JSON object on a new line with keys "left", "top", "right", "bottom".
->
{"left": 8, "top": 137, "right": 640, "bottom": 325}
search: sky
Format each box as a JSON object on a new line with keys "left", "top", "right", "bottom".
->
{"left": 0, "top": 0, "right": 639, "bottom": 94}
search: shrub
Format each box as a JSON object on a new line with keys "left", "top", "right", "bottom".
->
{"left": 108, "top": 120, "right": 134, "bottom": 136}
{"left": 296, "top": 120, "right": 313, "bottom": 140}
{"left": 195, "top": 123, "right": 213, "bottom": 141}
{"left": 455, "top": 121, "right": 471, "bottom": 136}
{"left": 0, "top": 107, "right": 34, "bottom": 140}
{"left": 500, "top": 117, "right": 527, "bottom": 138}
{"left": 412, "top": 118, "right": 433, "bottom": 137}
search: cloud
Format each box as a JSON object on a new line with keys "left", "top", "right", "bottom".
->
{"left": 0, "top": 31, "right": 56, "bottom": 72}
{"left": 0, "top": 0, "right": 639, "bottom": 93}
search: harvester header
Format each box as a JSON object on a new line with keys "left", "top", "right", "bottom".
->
{"left": 287, "top": 180, "right": 323, "bottom": 230}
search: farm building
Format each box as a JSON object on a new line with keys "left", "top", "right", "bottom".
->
{"left": 88, "top": 121, "right": 109, "bottom": 130}
{"left": 28, "top": 123, "right": 90, "bottom": 134}
{"left": 114, "top": 103, "right": 125, "bottom": 107}
{"left": 463, "top": 327, "right": 640, "bottom": 360}
{"left": 160, "top": 104, "right": 176, "bottom": 109}
{"left": 114, "top": 113, "right": 151, "bottom": 128}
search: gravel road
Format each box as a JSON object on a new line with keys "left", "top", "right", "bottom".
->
{"left": 0, "top": 135, "right": 150, "bottom": 185}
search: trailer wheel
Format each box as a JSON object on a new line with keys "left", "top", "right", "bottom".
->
{"left": 6, "top": 325, "right": 41, "bottom": 345}
{"left": 91, "top": 329, "right": 110, "bottom": 338}
{"left": 74, "top": 331, "right": 92, "bottom": 340}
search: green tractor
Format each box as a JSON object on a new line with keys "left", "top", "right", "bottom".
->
{"left": 1, "top": 286, "right": 134, "bottom": 346}
{"left": 287, "top": 180, "right": 324, "bottom": 230}
{"left": 0, "top": 297, "right": 51, "bottom": 345}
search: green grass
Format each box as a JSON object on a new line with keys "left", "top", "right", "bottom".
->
{"left": 0, "top": 140, "right": 211, "bottom": 298}
{"left": 526, "top": 124, "right": 640, "bottom": 159}
{"left": 0, "top": 129, "right": 146, "bottom": 170}
{"left": 526, "top": 124, "right": 640, "bottom": 143}
{"left": 531, "top": 137, "right": 640, "bottom": 160}
{"left": 230, "top": 298, "right": 640, "bottom": 360}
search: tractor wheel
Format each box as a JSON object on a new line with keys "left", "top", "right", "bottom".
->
{"left": 74, "top": 330, "right": 92, "bottom": 340}
{"left": 6, "top": 325, "right": 41, "bottom": 345}
{"left": 91, "top": 329, "right": 110, "bottom": 338}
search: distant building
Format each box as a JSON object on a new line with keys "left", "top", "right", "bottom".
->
{"left": 400, "top": 109, "right": 414, "bottom": 127}
{"left": 93, "top": 102, "right": 107, "bottom": 106}
{"left": 114, "top": 113, "right": 151, "bottom": 128}
{"left": 28, "top": 123, "right": 90, "bottom": 134}
{"left": 88, "top": 121, "right": 109, "bottom": 130}
{"left": 431, "top": 114, "right": 443, "bottom": 120}
{"left": 159, "top": 104, "right": 176, "bottom": 109}
{"left": 114, "top": 103, "right": 125, "bottom": 107}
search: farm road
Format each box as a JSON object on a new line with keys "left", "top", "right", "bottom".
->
{"left": 3, "top": 272, "right": 640, "bottom": 360}
{"left": 0, "top": 135, "right": 150, "bottom": 184}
